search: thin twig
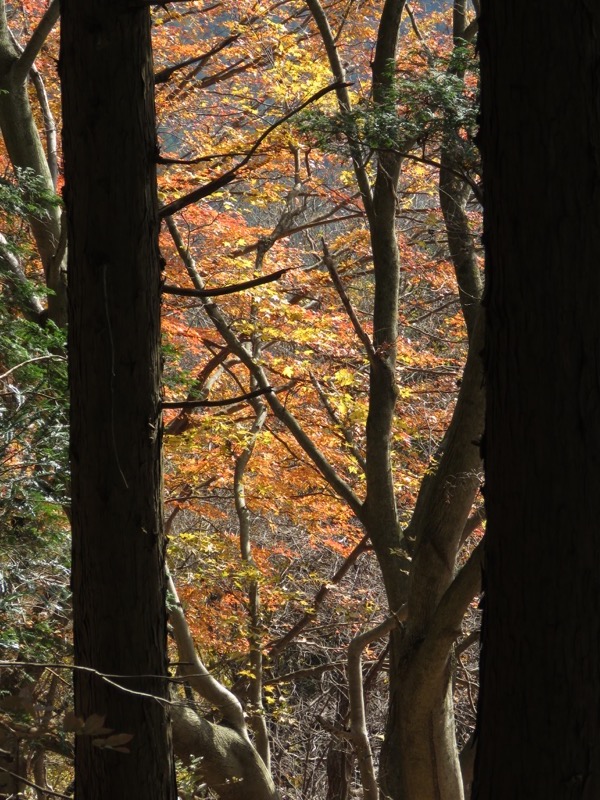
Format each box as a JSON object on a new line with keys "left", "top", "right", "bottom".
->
{"left": 405, "top": 2, "right": 435, "bottom": 66}
{"left": 456, "top": 629, "right": 479, "bottom": 657}
{"left": 154, "top": 33, "right": 239, "bottom": 84}
{"left": 309, "top": 371, "right": 367, "bottom": 472}
{"left": 0, "top": 768, "right": 71, "bottom": 800}
{"left": 0, "top": 355, "right": 65, "bottom": 380}
{"left": 159, "top": 81, "right": 349, "bottom": 217}
{"left": 228, "top": 210, "right": 363, "bottom": 258}
{"left": 268, "top": 534, "right": 370, "bottom": 655}
{"left": 385, "top": 149, "right": 482, "bottom": 204}
{"left": 0, "top": 662, "right": 175, "bottom": 706}
{"left": 321, "top": 239, "right": 376, "bottom": 363}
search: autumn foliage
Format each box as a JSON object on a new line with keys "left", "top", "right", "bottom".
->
{"left": 0, "top": 1, "right": 483, "bottom": 798}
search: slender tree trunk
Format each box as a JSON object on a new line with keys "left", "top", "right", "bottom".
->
{"left": 61, "top": 3, "right": 176, "bottom": 799}
{"left": 474, "top": 2, "right": 600, "bottom": 797}
{"left": 380, "top": 315, "right": 484, "bottom": 799}
{"left": 325, "top": 681, "right": 352, "bottom": 800}
{"left": 0, "top": 0, "right": 66, "bottom": 326}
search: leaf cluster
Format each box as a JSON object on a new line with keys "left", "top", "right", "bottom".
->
{"left": 0, "top": 306, "right": 70, "bottom": 663}
{"left": 296, "top": 44, "right": 478, "bottom": 162}
{"left": 0, "top": 166, "right": 61, "bottom": 226}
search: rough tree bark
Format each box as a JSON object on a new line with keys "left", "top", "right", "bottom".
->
{"left": 474, "top": 1, "right": 600, "bottom": 797}
{"left": 61, "top": 2, "right": 176, "bottom": 799}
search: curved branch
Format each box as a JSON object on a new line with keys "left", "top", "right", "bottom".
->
{"left": 304, "top": 0, "right": 373, "bottom": 217}
{"left": 166, "top": 567, "right": 248, "bottom": 734}
{"left": 167, "top": 564, "right": 276, "bottom": 799}
{"left": 165, "top": 215, "right": 365, "bottom": 521}
{"left": 12, "top": 0, "right": 60, "bottom": 85}
{"left": 159, "top": 81, "right": 348, "bottom": 217}
{"left": 162, "top": 386, "right": 273, "bottom": 409}
{"left": 268, "top": 534, "right": 370, "bottom": 656}
{"left": 170, "top": 705, "right": 277, "bottom": 800}
{"left": 347, "top": 613, "right": 403, "bottom": 800}
{"left": 162, "top": 267, "right": 290, "bottom": 298}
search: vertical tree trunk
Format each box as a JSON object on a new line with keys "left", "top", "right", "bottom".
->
{"left": 61, "top": 3, "right": 176, "bottom": 799}
{"left": 475, "top": 2, "right": 600, "bottom": 797}
{"left": 325, "top": 676, "right": 352, "bottom": 800}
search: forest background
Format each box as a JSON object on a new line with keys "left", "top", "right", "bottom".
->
{"left": 0, "top": 0, "right": 483, "bottom": 798}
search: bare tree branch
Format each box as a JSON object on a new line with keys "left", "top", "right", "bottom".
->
{"left": 309, "top": 371, "right": 367, "bottom": 473}
{"left": 164, "top": 349, "right": 230, "bottom": 436}
{"left": 157, "top": 149, "right": 248, "bottom": 165}
{"left": 165, "top": 215, "right": 365, "bottom": 521}
{"left": 166, "top": 567, "right": 248, "bottom": 733}
{"left": 161, "top": 386, "right": 273, "bottom": 409}
{"left": 405, "top": 2, "right": 435, "bottom": 65}
{"left": 162, "top": 268, "right": 290, "bottom": 298}
{"left": 347, "top": 613, "right": 404, "bottom": 800}
{"left": 159, "top": 82, "right": 349, "bottom": 218}
{"left": 460, "top": 507, "right": 485, "bottom": 547}
{"left": 228, "top": 209, "right": 363, "bottom": 258}
{"left": 456, "top": 629, "right": 479, "bottom": 658}
{"left": 268, "top": 535, "right": 370, "bottom": 656}
{"left": 12, "top": 0, "right": 60, "bottom": 85}
{"left": 0, "top": 768, "right": 71, "bottom": 800}
{"left": 304, "top": 0, "right": 373, "bottom": 217}
{"left": 321, "top": 239, "right": 376, "bottom": 363}
{"left": 154, "top": 33, "right": 239, "bottom": 84}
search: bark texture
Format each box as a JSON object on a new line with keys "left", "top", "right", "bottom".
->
{"left": 171, "top": 707, "right": 276, "bottom": 800}
{"left": 474, "top": 2, "right": 600, "bottom": 797}
{"left": 61, "top": 3, "right": 176, "bottom": 799}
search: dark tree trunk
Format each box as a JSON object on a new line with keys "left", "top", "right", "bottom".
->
{"left": 61, "top": 3, "right": 176, "bottom": 800}
{"left": 475, "top": 2, "right": 600, "bottom": 797}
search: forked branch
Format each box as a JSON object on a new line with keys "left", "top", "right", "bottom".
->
{"left": 12, "top": 0, "right": 60, "bottom": 84}
{"left": 165, "top": 215, "right": 365, "bottom": 521}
